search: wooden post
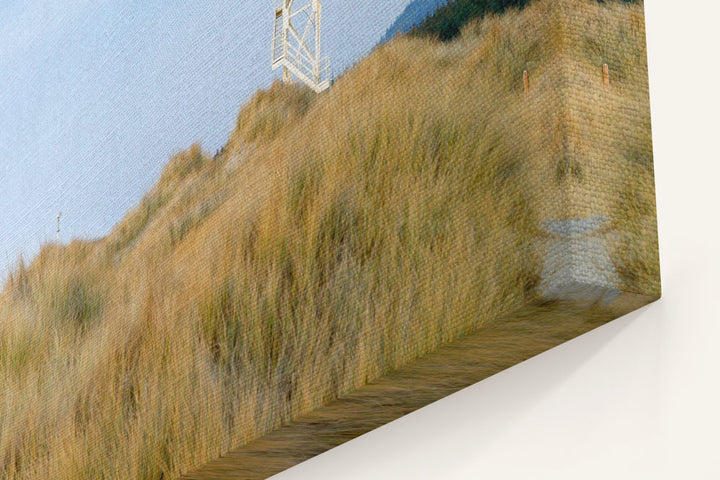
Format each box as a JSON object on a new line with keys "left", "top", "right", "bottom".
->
{"left": 603, "top": 63, "right": 610, "bottom": 86}
{"left": 56, "top": 212, "right": 61, "bottom": 275}
{"left": 523, "top": 70, "right": 529, "bottom": 93}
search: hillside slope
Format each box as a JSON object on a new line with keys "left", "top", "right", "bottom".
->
{"left": 0, "top": 0, "right": 656, "bottom": 478}
{"left": 411, "top": 0, "right": 637, "bottom": 41}
{"left": 380, "top": 0, "right": 449, "bottom": 43}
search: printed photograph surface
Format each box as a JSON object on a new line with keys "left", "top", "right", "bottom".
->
{"left": 0, "top": 1, "right": 659, "bottom": 478}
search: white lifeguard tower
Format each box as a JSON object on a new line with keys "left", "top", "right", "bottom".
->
{"left": 272, "top": 0, "right": 331, "bottom": 93}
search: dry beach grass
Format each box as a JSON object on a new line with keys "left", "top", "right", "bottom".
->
{"left": 0, "top": 0, "right": 657, "bottom": 478}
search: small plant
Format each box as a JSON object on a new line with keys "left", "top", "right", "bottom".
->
{"left": 159, "top": 143, "right": 206, "bottom": 186}
{"left": 234, "top": 81, "right": 315, "bottom": 143}
{"left": 199, "top": 278, "right": 243, "bottom": 367}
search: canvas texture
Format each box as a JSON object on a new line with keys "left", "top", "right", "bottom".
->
{"left": 0, "top": 0, "right": 659, "bottom": 478}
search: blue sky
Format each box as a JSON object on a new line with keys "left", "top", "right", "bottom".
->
{"left": 0, "top": 0, "right": 411, "bottom": 276}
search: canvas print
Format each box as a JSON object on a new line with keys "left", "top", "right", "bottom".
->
{"left": 0, "top": 0, "right": 659, "bottom": 478}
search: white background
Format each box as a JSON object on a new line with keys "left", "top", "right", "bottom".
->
{"left": 279, "top": 1, "right": 720, "bottom": 478}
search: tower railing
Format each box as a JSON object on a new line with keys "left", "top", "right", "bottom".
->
{"left": 271, "top": 0, "right": 331, "bottom": 93}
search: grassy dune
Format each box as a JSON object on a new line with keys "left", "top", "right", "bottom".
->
{"left": 0, "top": 0, "right": 656, "bottom": 478}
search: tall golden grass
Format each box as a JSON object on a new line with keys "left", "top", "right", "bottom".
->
{"left": 0, "top": 0, "right": 656, "bottom": 478}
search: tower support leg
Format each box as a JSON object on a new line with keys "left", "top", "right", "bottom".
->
{"left": 283, "top": 66, "right": 291, "bottom": 84}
